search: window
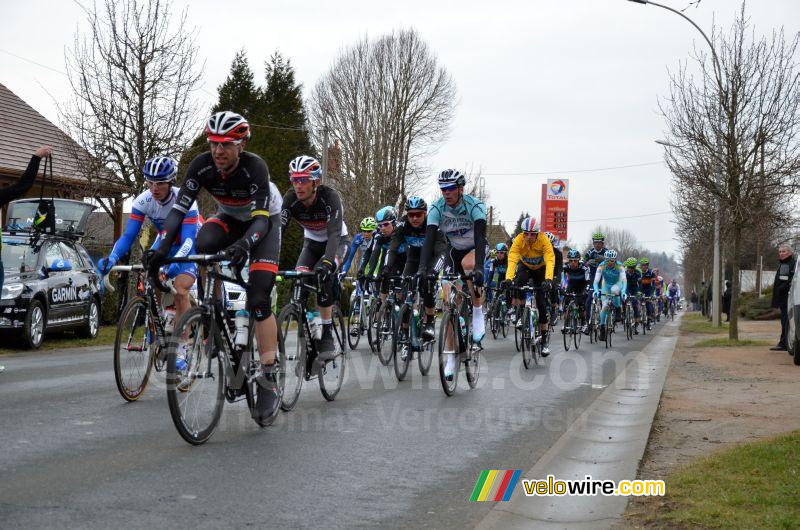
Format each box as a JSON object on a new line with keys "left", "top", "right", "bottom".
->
{"left": 59, "top": 243, "right": 84, "bottom": 269}
{"left": 45, "top": 243, "right": 64, "bottom": 268}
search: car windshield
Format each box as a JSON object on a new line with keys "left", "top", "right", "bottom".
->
{"left": 2, "top": 238, "right": 39, "bottom": 272}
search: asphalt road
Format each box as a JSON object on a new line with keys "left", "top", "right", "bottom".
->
{"left": 0, "top": 318, "right": 669, "bottom": 528}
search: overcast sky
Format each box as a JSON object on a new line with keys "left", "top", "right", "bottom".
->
{"left": 2, "top": 0, "right": 799, "bottom": 258}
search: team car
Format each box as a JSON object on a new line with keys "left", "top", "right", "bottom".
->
{"left": 1, "top": 198, "right": 102, "bottom": 348}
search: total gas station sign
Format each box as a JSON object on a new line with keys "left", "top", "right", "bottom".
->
{"left": 541, "top": 178, "right": 569, "bottom": 241}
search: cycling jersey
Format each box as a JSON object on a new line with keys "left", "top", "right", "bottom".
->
{"left": 365, "top": 230, "right": 407, "bottom": 276}
{"left": 280, "top": 184, "right": 348, "bottom": 262}
{"left": 161, "top": 151, "right": 273, "bottom": 255}
{"left": 640, "top": 268, "right": 657, "bottom": 296}
{"left": 485, "top": 257, "right": 508, "bottom": 286}
{"left": 564, "top": 261, "right": 591, "bottom": 293}
{"left": 110, "top": 187, "right": 199, "bottom": 265}
{"left": 667, "top": 283, "right": 681, "bottom": 299}
{"left": 340, "top": 231, "right": 374, "bottom": 275}
{"left": 427, "top": 194, "right": 486, "bottom": 251}
{"left": 626, "top": 268, "right": 642, "bottom": 295}
{"left": 594, "top": 259, "right": 627, "bottom": 294}
{"left": 505, "top": 232, "right": 555, "bottom": 281}
{"left": 583, "top": 246, "right": 607, "bottom": 277}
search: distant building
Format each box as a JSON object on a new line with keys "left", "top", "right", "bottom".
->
{"left": 0, "top": 82, "right": 127, "bottom": 236}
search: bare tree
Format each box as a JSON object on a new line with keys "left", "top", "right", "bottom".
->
{"left": 61, "top": 0, "right": 203, "bottom": 216}
{"left": 661, "top": 4, "right": 800, "bottom": 338}
{"left": 309, "top": 28, "right": 456, "bottom": 231}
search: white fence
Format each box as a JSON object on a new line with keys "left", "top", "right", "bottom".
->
{"left": 739, "top": 269, "right": 775, "bottom": 293}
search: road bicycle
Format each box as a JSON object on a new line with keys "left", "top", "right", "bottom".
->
{"left": 561, "top": 291, "right": 583, "bottom": 351}
{"left": 106, "top": 264, "right": 196, "bottom": 402}
{"left": 597, "top": 292, "right": 621, "bottom": 349}
{"left": 438, "top": 273, "right": 482, "bottom": 396}
{"left": 392, "top": 275, "right": 435, "bottom": 381}
{"left": 368, "top": 276, "right": 400, "bottom": 366}
{"left": 517, "top": 285, "right": 546, "bottom": 368}
{"left": 276, "top": 270, "right": 347, "bottom": 411}
{"left": 157, "top": 254, "right": 279, "bottom": 445}
{"left": 345, "top": 277, "right": 375, "bottom": 350}
{"left": 487, "top": 286, "right": 509, "bottom": 340}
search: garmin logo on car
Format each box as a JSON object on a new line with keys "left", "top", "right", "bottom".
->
{"left": 52, "top": 286, "right": 78, "bottom": 303}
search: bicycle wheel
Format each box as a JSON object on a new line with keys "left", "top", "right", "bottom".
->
{"left": 514, "top": 309, "right": 523, "bottom": 352}
{"left": 605, "top": 312, "right": 613, "bottom": 349}
{"left": 367, "top": 299, "right": 380, "bottom": 353}
{"left": 376, "top": 301, "right": 393, "bottom": 366}
{"left": 500, "top": 302, "right": 508, "bottom": 338}
{"left": 277, "top": 305, "right": 306, "bottom": 412}
{"left": 573, "top": 311, "right": 582, "bottom": 350}
{"left": 625, "top": 305, "right": 633, "bottom": 340}
{"left": 347, "top": 296, "right": 361, "bottom": 350}
{"left": 113, "top": 297, "right": 155, "bottom": 402}
{"left": 166, "top": 307, "right": 224, "bottom": 445}
{"left": 562, "top": 303, "right": 572, "bottom": 352}
{"left": 393, "top": 305, "right": 412, "bottom": 381}
{"left": 319, "top": 305, "right": 347, "bottom": 401}
{"left": 418, "top": 318, "right": 434, "bottom": 377}
{"left": 521, "top": 307, "right": 533, "bottom": 369}
{"left": 438, "top": 310, "right": 458, "bottom": 396}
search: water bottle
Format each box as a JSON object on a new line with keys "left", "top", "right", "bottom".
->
{"left": 163, "top": 305, "right": 176, "bottom": 334}
{"left": 459, "top": 315, "right": 467, "bottom": 339}
{"left": 234, "top": 309, "right": 250, "bottom": 347}
{"left": 307, "top": 310, "right": 322, "bottom": 341}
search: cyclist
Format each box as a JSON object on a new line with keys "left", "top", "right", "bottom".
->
{"left": 388, "top": 196, "right": 446, "bottom": 340}
{"left": 593, "top": 249, "right": 627, "bottom": 342}
{"left": 666, "top": 279, "right": 681, "bottom": 314}
{"left": 485, "top": 243, "right": 509, "bottom": 304}
{"left": 281, "top": 155, "right": 349, "bottom": 361}
{"left": 623, "top": 257, "right": 643, "bottom": 334}
{"left": 653, "top": 268, "right": 665, "bottom": 318}
{"left": 364, "top": 206, "right": 406, "bottom": 306}
{"left": 339, "top": 217, "right": 377, "bottom": 335}
{"left": 98, "top": 156, "right": 199, "bottom": 333}
{"left": 545, "top": 232, "right": 563, "bottom": 319}
{"left": 563, "top": 249, "right": 590, "bottom": 333}
{"left": 505, "top": 217, "right": 555, "bottom": 356}
{"left": 639, "top": 258, "right": 657, "bottom": 324}
{"left": 419, "top": 169, "right": 488, "bottom": 378}
{"left": 583, "top": 233, "right": 607, "bottom": 332}
{"left": 148, "top": 111, "right": 282, "bottom": 424}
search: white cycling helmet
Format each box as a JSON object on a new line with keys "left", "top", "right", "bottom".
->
{"left": 205, "top": 111, "right": 250, "bottom": 142}
{"left": 521, "top": 217, "right": 540, "bottom": 233}
{"left": 289, "top": 156, "right": 322, "bottom": 180}
{"left": 604, "top": 249, "right": 618, "bottom": 260}
{"left": 438, "top": 169, "right": 466, "bottom": 188}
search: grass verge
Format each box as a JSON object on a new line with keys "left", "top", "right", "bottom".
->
{"left": 691, "top": 337, "right": 770, "bottom": 348}
{"left": 681, "top": 313, "right": 729, "bottom": 334}
{"left": 0, "top": 325, "right": 116, "bottom": 355}
{"left": 641, "top": 431, "right": 800, "bottom": 529}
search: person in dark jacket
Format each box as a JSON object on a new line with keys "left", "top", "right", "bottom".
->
{"left": 690, "top": 290, "right": 699, "bottom": 311}
{"left": 1, "top": 146, "right": 52, "bottom": 292}
{"left": 722, "top": 280, "right": 732, "bottom": 322}
{"left": 0, "top": 145, "right": 50, "bottom": 375}
{"left": 771, "top": 244, "right": 797, "bottom": 351}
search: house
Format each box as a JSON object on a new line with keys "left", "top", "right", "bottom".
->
{"left": 0, "top": 82, "right": 127, "bottom": 237}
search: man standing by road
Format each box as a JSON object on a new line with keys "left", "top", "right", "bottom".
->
{"left": 770, "top": 244, "right": 796, "bottom": 352}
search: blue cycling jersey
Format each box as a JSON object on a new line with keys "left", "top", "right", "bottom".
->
{"left": 594, "top": 259, "right": 626, "bottom": 292}
{"left": 427, "top": 194, "right": 486, "bottom": 250}
{"left": 340, "top": 231, "right": 374, "bottom": 274}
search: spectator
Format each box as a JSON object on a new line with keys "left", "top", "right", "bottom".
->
{"left": 690, "top": 289, "right": 699, "bottom": 311}
{"left": 770, "top": 244, "right": 796, "bottom": 351}
{"left": 0, "top": 145, "right": 51, "bottom": 375}
{"left": 706, "top": 282, "right": 713, "bottom": 321}
{"left": 699, "top": 281, "right": 707, "bottom": 316}
{"left": 722, "top": 280, "right": 732, "bottom": 322}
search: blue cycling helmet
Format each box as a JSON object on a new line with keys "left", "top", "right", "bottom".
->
{"left": 376, "top": 206, "right": 397, "bottom": 223}
{"left": 567, "top": 249, "right": 580, "bottom": 259}
{"left": 143, "top": 156, "right": 178, "bottom": 182}
{"left": 495, "top": 243, "right": 508, "bottom": 252}
{"left": 405, "top": 195, "right": 427, "bottom": 211}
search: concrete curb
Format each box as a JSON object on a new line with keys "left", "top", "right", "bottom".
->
{"left": 477, "top": 318, "right": 680, "bottom": 529}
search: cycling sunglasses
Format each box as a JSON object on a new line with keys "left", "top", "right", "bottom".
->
{"left": 439, "top": 184, "right": 458, "bottom": 192}
{"left": 406, "top": 211, "right": 425, "bottom": 219}
{"left": 290, "top": 176, "right": 313, "bottom": 185}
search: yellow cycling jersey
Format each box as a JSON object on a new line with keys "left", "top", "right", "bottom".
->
{"left": 506, "top": 232, "right": 555, "bottom": 281}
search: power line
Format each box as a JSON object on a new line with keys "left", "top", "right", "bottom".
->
{"left": 482, "top": 161, "right": 664, "bottom": 176}
{"left": 0, "top": 48, "right": 67, "bottom": 76}
{"left": 568, "top": 211, "right": 672, "bottom": 223}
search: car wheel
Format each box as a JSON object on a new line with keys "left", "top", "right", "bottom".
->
{"left": 23, "top": 299, "right": 46, "bottom": 349}
{"left": 78, "top": 297, "right": 100, "bottom": 339}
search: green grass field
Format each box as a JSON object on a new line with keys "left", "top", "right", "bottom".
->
{"left": 0, "top": 325, "right": 116, "bottom": 355}
{"left": 646, "top": 431, "right": 800, "bottom": 529}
